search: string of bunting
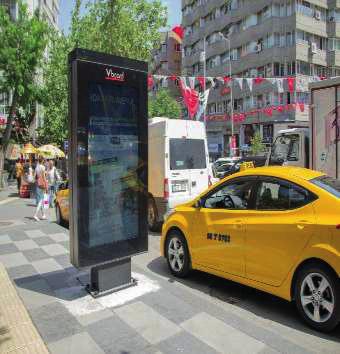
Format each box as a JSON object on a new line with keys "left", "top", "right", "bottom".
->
{"left": 148, "top": 74, "right": 327, "bottom": 120}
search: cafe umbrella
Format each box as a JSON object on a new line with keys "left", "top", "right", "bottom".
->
{"left": 37, "top": 145, "right": 65, "bottom": 158}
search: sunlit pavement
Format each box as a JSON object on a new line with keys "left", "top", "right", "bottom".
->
{"left": 0, "top": 193, "right": 340, "bottom": 354}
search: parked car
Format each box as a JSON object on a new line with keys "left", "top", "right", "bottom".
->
{"left": 161, "top": 166, "right": 340, "bottom": 332}
{"left": 55, "top": 182, "right": 69, "bottom": 226}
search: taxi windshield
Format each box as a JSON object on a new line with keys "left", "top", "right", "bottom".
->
{"left": 310, "top": 175, "right": 340, "bottom": 198}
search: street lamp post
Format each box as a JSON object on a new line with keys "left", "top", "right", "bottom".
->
{"left": 219, "top": 32, "right": 234, "bottom": 157}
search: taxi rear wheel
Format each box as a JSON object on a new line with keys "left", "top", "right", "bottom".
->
{"left": 165, "top": 231, "right": 191, "bottom": 278}
{"left": 295, "top": 264, "right": 340, "bottom": 332}
{"left": 148, "top": 197, "right": 160, "bottom": 232}
{"left": 55, "top": 204, "right": 64, "bottom": 226}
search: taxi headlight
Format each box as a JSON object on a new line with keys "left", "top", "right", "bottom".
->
{"left": 164, "top": 208, "right": 176, "bottom": 221}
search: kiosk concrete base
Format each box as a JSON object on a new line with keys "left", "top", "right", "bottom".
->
{"left": 86, "top": 258, "right": 137, "bottom": 297}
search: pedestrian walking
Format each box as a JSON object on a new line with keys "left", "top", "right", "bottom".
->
{"left": 33, "top": 157, "right": 48, "bottom": 221}
{"left": 46, "top": 160, "right": 60, "bottom": 208}
{"left": 15, "top": 158, "right": 23, "bottom": 193}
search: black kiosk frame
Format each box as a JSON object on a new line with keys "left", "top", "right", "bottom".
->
{"left": 68, "top": 48, "right": 148, "bottom": 296}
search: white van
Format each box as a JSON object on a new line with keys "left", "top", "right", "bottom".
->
{"left": 148, "top": 117, "right": 210, "bottom": 230}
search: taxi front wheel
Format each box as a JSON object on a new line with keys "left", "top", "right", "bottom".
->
{"left": 166, "top": 231, "right": 191, "bottom": 278}
{"left": 295, "top": 264, "right": 340, "bottom": 332}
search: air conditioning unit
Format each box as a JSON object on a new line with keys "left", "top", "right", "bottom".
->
{"left": 250, "top": 69, "right": 258, "bottom": 77}
{"left": 314, "top": 10, "right": 321, "bottom": 21}
{"left": 311, "top": 42, "right": 318, "bottom": 54}
{"left": 255, "top": 43, "right": 262, "bottom": 53}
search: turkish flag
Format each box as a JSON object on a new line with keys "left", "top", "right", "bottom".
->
{"left": 179, "top": 81, "right": 199, "bottom": 119}
{"left": 287, "top": 77, "right": 295, "bottom": 93}
{"left": 171, "top": 26, "right": 184, "bottom": 41}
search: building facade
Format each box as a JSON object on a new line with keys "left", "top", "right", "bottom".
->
{"left": 150, "top": 31, "right": 182, "bottom": 102}
{"left": 181, "top": 0, "right": 340, "bottom": 158}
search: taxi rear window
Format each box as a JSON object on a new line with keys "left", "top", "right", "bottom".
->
{"left": 310, "top": 176, "right": 340, "bottom": 198}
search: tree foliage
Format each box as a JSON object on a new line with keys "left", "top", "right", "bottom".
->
{"left": 148, "top": 90, "right": 181, "bottom": 119}
{"left": 0, "top": 1, "right": 48, "bottom": 172}
{"left": 40, "top": 0, "right": 167, "bottom": 145}
{"left": 250, "top": 131, "right": 265, "bottom": 156}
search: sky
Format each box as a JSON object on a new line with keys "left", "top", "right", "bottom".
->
{"left": 59, "top": 0, "right": 182, "bottom": 34}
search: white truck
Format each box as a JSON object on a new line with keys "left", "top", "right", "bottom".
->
{"left": 148, "top": 117, "right": 210, "bottom": 230}
{"left": 269, "top": 77, "right": 340, "bottom": 179}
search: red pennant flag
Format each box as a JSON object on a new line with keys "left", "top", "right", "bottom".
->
{"left": 223, "top": 76, "right": 232, "bottom": 84}
{"left": 168, "top": 75, "right": 177, "bottom": 81}
{"left": 239, "top": 113, "right": 246, "bottom": 122}
{"left": 148, "top": 75, "right": 154, "bottom": 89}
{"left": 197, "top": 76, "right": 205, "bottom": 90}
{"left": 264, "top": 107, "right": 273, "bottom": 117}
{"left": 298, "top": 102, "right": 305, "bottom": 112}
{"left": 254, "top": 77, "right": 265, "bottom": 85}
{"left": 277, "top": 105, "right": 284, "bottom": 113}
{"left": 287, "top": 77, "right": 295, "bottom": 93}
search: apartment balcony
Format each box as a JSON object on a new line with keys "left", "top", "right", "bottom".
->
{"left": 328, "top": 0, "right": 340, "bottom": 9}
{"left": 327, "top": 21, "right": 340, "bottom": 37}
{"left": 327, "top": 50, "right": 340, "bottom": 66}
{"left": 296, "top": 41, "right": 327, "bottom": 66}
{"left": 296, "top": 13, "right": 327, "bottom": 37}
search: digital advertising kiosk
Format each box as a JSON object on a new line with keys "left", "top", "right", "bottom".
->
{"left": 68, "top": 48, "right": 148, "bottom": 295}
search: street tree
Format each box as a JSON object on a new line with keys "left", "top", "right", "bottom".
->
{"left": 40, "top": 0, "right": 167, "bottom": 145}
{"left": 0, "top": 1, "right": 48, "bottom": 175}
{"left": 148, "top": 89, "right": 181, "bottom": 119}
{"left": 250, "top": 131, "right": 265, "bottom": 156}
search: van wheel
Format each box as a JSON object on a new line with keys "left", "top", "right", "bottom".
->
{"left": 148, "top": 197, "right": 159, "bottom": 231}
{"left": 295, "top": 263, "right": 340, "bottom": 332}
{"left": 165, "top": 230, "right": 191, "bottom": 278}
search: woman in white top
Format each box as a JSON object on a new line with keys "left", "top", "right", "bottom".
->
{"left": 47, "top": 160, "right": 59, "bottom": 208}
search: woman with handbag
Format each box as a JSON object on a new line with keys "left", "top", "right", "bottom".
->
{"left": 34, "top": 157, "right": 48, "bottom": 221}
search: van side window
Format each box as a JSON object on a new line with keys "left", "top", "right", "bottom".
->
{"left": 204, "top": 179, "right": 254, "bottom": 210}
{"left": 170, "top": 139, "right": 206, "bottom": 170}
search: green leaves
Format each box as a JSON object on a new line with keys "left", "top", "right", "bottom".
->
{"left": 149, "top": 89, "right": 181, "bottom": 119}
{"left": 0, "top": 0, "right": 48, "bottom": 154}
{"left": 40, "top": 0, "right": 167, "bottom": 145}
{"left": 250, "top": 131, "right": 265, "bottom": 156}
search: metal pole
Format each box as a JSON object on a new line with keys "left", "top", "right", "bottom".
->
{"left": 203, "top": 36, "right": 206, "bottom": 128}
{"left": 228, "top": 38, "right": 234, "bottom": 157}
{"left": 220, "top": 32, "right": 234, "bottom": 157}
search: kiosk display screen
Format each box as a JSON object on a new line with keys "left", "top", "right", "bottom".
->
{"left": 88, "top": 83, "right": 139, "bottom": 247}
{"left": 69, "top": 49, "right": 148, "bottom": 268}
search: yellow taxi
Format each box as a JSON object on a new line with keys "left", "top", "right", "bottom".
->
{"left": 55, "top": 182, "right": 69, "bottom": 226}
{"left": 161, "top": 166, "right": 340, "bottom": 332}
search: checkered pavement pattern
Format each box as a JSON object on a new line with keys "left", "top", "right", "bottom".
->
{"left": 0, "top": 222, "right": 335, "bottom": 354}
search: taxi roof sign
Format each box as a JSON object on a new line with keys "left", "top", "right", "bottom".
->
{"left": 239, "top": 161, "right": 255, "bottom": 171}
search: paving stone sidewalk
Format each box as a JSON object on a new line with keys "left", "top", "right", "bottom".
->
{"left": 0, "top": 217, "right": 340, "bottom": 354}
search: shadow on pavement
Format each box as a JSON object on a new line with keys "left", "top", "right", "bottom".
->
{"left": 147, "top": 256, "right": 340, "bottom": 341}
{"left": 14, "top": 267, "right": 90, "bottom": 303}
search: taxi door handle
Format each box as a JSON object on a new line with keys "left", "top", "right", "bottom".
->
{"left": 297, "top": 220, "right": 310, "bottom": 230}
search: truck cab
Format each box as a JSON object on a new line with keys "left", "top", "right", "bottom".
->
{"left": 269, "top": 128, "right": 310, "bottom": 168}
